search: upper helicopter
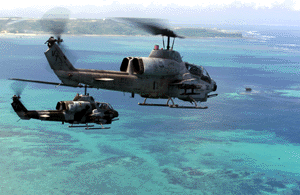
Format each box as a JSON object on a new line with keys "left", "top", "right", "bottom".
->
{"left": 10, "top": 8, "right": 218, "bottom": 109}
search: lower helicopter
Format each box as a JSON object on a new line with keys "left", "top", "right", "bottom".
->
{"left": 11, "top": 90, "right": 119, "bottom": 130}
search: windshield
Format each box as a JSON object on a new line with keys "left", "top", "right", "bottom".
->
{"left": 186, "top": 63, "right": 212, "bottom": 83}
{"left": 201, "top": 67, "right": 212, "bottom": 83}
{"left": 96, "top": 102, "right": 113, "bottom": 110}
{"left": 185, "top": 63, "right": 202, "bottom": 76}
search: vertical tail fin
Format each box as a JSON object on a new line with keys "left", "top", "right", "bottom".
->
{"left": 44, "top": 43, "right": 79, "bottom": 86}
{"left": 44, "top": 43, "right": 76, "bottom": 71}
{"left": 11, "top": 95, "right": 30, "bottom": 120}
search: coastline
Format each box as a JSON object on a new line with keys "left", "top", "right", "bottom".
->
{"left": 0, "top": 32, "right": 244, "bottom": 39}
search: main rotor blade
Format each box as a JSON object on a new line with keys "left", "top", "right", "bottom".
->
{"left": 116, "top": 17, "right": 184, "bottom": 38}
{"left": 10, "top": 81, "right": 27, "bottom": 96}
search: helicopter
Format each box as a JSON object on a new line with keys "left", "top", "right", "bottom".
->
{"left": 11, "top": 91, "right": 119, "bottom": 130}
{"left": 10, "top": 9, "right": 218, "bottom": 109}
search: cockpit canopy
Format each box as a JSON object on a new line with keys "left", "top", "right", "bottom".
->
{"left": 96, "top": 102, "right": 113, "bottom": 110}
{"left": 185, "top": 63, "right": 212, "bottom": 83}
{"left": 185, "top": 63, "right": 202, "bottom": 76}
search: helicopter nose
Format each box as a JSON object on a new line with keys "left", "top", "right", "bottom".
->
{"left": 213, "top": 84, "right": 217, "bottom": 91}
{"left": 113, "top": 110, "right": 119, "bottom": 118}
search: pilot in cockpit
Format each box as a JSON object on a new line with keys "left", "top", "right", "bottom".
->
{"left": 96, "top": 103, "right": 107, "bottom": 110}
{"left": 189, "top": 66, "right": 202, "bottom": 76}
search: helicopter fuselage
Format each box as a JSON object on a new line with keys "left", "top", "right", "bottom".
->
{"left": 46, "top": 43, "right": 217, "bottom": 103}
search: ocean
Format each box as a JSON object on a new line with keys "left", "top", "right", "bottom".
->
{"left": 0, "top": 26, "right": 300, "bottom": 194}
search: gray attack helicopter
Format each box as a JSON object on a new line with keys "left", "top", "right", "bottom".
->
{"left": 11, "top": 91, "right": 119, "bottom": 130}
{"left": 10, "top": 9, "right": 217, "bottom": 109}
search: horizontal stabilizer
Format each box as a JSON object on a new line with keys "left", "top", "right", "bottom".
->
{"left": 9, "top": 78, "right": 92, "bottom": 88}
{"left": 10, "top": 78, "right": 64, "bottom": 86}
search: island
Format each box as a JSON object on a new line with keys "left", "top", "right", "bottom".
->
{"left": 0, "top": 17, "right": 243, "bottom": 38}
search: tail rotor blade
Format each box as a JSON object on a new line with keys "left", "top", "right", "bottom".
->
{"left": 10, "top": 81, "right": 28, "bottom": 96}
{"left": 60, "top": 42, "right": 78, "bottom": 65}
{"left": 40, "top": 7, "right": 70, "bottom": 40}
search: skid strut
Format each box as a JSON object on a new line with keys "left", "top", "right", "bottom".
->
{"left": 138, "top": 97, "right": 178, "bottom": 107}
{"left": 138, "top": 97, "right": 208, "bottom": 109}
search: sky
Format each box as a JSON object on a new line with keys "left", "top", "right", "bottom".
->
{"left": 1, "top": 0, "right": 300, "bottom": 26}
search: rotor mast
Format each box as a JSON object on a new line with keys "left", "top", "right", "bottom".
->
{"left": 163, "top": 35, "right": 177, "bottom": 50}
{"left": 117, "top": 18, "right": 184, "bottom": 50}
{"left": 161, "top": 28, "right": 183, "bottom": 50}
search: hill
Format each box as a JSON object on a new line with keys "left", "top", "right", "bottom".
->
{"left": 0, "top": 18, "right": 242, "bottom": 38}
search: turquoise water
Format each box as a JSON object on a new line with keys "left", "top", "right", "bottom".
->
{"left": 0, "top": 27, "right": 300, "bottom": 194}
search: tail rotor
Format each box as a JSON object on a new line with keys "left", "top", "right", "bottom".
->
{"left": 10, "top": 81, "right": 27, "bottom": 97}
{"left": 40, "top": 7, "right": 70, "bottom": 45}
{"left": 10, "top": 81, "right": 29, "bottom": 119}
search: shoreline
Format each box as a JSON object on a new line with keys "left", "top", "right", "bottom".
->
{"left": 0, "top": 32, "right": 244, "bottom": 39}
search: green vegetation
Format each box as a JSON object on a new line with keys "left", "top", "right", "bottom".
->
{"left": 0, "top": 18, "right": 242, "bottom": 38}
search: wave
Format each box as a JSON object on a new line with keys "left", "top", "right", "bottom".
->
{"left": 244, "top": 31, "right": 276, "bottom": 41}
{"left": 278, "top": 44, "right": 299, "bottom": 47}
{"left": 244, "top": 31, "right": 300, "bottom": 53}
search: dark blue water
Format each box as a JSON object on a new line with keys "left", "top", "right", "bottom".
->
{"left": 0, "top": 27, "right": 300, "bottom": 194}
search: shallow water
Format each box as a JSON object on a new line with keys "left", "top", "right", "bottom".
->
{"left": 0, "top": 27, "right": 300, "bottom": 194}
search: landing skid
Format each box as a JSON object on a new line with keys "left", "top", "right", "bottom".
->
{"left": 68, "top": 124, "right": 110, "bottom": 130}
{"left": 138, "top": 103, "right": 207, "bottom": 109}
{"left": 69, "top": 124, "right": 94, "bottom": 128}
{"left": 85, "top": 126, "right": 111, "bottom": 130}
{"left": 170, "top": 105, "right": 208, "bottom": 109}
{"left": 138, "top": 97, "right": 208, "bottom": 109}
{"left": 138, "top": 103, "right": 177, "bottom": 107}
